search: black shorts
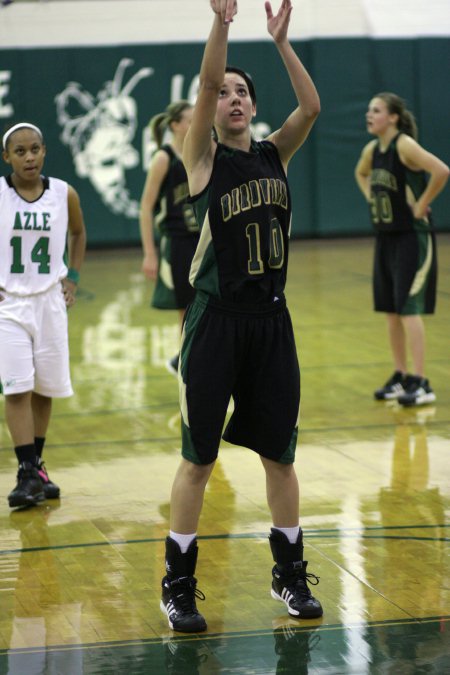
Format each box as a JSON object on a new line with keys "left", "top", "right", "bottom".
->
{"left": 373, "top": 230, "right": 437, "bottom": 315}
{"left": 179, "top": 292, "right": 300, "bottom": 465}
{"left": 152, "top": 233, "right": 199, "bottom": 310}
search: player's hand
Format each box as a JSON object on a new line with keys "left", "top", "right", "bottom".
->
{"left": 210, "top": 0, "right": 237, "bottom": 24}
{"left": 142, "top": 252, "right": 158, "bottom": 280}
{"left": 412, "top": 201, "right": 430, "bottom": 221}
{"left": 265, "top": 0, "right": 293, "bottom": 43}
{"left": 62, "top": 279, "right": 77, "bottom": 308}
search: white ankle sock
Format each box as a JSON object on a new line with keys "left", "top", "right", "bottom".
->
{"left": 169, "top": 531, "right": 197, "bottom": 553}
{"left": 272, "top": 526, "right": 300, "bottom": 544}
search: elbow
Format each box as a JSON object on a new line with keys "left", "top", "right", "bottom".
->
{"left": 304, "top": 100, "right": 321, "bottom": 120}
{"left": 434, "top": 164, "right": 450, "bottom": 190}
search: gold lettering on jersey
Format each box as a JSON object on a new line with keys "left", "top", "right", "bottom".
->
{"left": 173, "top": 182, "right": 189, "bottom": 205}
{"left": 231, "top": 188, "right": 241, "bottom": 216}
{"left": 259, "top": 179, "right": 270, "bottom": 204}
{"left": 249, "top": 180, "right": 262, "bottom": 208}
{"left": 371, "top": 169, "right": 398, "bottom": 192}
{"left": 221, "top": 178, "right": 288, "bottom": 222}
{"left": 12, "top": 211, "right": 51, "bottom": 231}
{"left": 240, "top": 183, "right": 251, "bottom": 211}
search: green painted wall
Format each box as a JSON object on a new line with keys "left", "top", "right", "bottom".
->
{"left": 1, "top": 38, "right": 448, "bottom": 245}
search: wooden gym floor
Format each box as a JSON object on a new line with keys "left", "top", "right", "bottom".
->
{"left": 0, "top": 236, "right": 449, "bottom": 674}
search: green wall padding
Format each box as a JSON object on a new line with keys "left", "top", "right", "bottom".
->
{"left": 0, "top": 38, "right": 448, "bottom": 245}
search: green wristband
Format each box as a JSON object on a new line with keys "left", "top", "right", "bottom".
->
{"left": 66, "top": 268, "right": 80, "bottom": 284}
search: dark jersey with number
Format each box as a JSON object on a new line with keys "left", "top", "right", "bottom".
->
{"left": 370, "top": 133, "right": 429, "bottom": 233}
{"left": 189, "top": 140, "right": 292, "bottom": 303}
{"left": 154, "top": 145, "right": 198, "bottom": 237}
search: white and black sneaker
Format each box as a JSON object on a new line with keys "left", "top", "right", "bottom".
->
{"left": 398, "top": 376, "right": 436, "bottom": 407}
{"left": 271, "top": 561, "right": 323, "bottom": 619}
{"left": 160, "top": 537, "right": 207, "bottom": 633}
{"left": 374, "top": 371, "right": 406, "bottom": 400}
{"left": 160, "top": 575, "right": 207, "bottom": 633}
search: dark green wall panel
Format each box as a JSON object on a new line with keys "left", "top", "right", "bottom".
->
{"left": 0, "top": 38, "right": 448, "bottom": 246}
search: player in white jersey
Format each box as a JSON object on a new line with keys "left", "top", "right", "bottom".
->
{"left": 0, "top": 122, "right": 86, "bottom": 508}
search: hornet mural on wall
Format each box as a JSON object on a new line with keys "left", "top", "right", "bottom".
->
{"left": 55, "top": 59, "right": 153, "bottom": 218}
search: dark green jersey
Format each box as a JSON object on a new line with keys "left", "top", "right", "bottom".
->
{"left": 370, "top": 133, "right": 430, "bottom": 233}
{"left": 189, "top": 140, "right": 292, "bottom": 303}
{"left": 154, "top": 145, "right": 198, "bottom": 236}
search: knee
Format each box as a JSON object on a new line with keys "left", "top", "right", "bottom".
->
{"left": 32, "top": 392, "right": 52, "bottom": 403}
{"left": 275, "top": 463, "right": 297, "bottom": 482}
{"left": 179, "top": 459, "right": 215, "bottom": 486}
{"left": 261, "top": 456, "right": 296, "bottom": 478}
{"left": 5, "top": 391, "right": 31, "bottom": 405}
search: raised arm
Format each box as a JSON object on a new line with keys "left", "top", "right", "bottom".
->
{"left": 182, "top": 0, "right": 237, "bottom": 196}
{"left": 265, "top": 0, "right": 321, "bottom": 169}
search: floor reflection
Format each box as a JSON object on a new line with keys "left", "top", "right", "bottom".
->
{"left": 4, "top": 505, "right": 83, "bottom": 675}
{"left": 4, "top": 619, "right": 446, "bottom": 674}
{"left": 271, "top": 619, "right": 321, "bottom": 675}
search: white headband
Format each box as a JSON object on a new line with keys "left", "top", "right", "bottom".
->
{"left": 2, "top": 123, "right": 43, "bottom": 150}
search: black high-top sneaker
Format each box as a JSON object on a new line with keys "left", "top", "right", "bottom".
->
{"left": 160, "top": 537, "right": 207, "bottom": 633}
{"left": 36, "top": 459, "right": 60, "bottom": 499}
{"left": 269, "top": 528, "right": 323, "bottom": 619}
{"left": 8, "top": 462, "right": 45, "bottom": 508}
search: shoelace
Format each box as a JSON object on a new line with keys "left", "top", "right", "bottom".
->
{"left": 293, "top": 574, "right": 320, "bottom": 598}
{"left": 172, "top": 576, "right": 206, "bottom": 613}
{"left": 288, "top": 564, "right": 320, "bottom": 598}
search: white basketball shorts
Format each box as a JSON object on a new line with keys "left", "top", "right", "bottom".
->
{"left": 0, "top": 283, "right": 73, "bottom": 397}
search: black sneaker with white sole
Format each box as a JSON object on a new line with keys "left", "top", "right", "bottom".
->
{"left": 160, "top": 575, "right": 207, "bottom": 633}
{"left": 271, "top": 561, "right": 323, "bottom": 619}
{"left": 269, "top": 528, "right": 323, "bottom": 619}
{"left": 374, "top": 370, "right": 406, "bottom": 400}
{"left": 160, "top": 537, "right": 207, "bottom": 633}
{"left": 398, "top": 376, "right": 436, "bottom": 407}
{"left": 8, "top": 462, "right": 45, "bottom": 508}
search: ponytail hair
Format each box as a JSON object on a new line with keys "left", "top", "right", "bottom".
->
{"left": 375, "top": 92, "right": 418, "bottom": 140}
{"left": 148, "top": 100, "right": 192, "bottom": 149}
